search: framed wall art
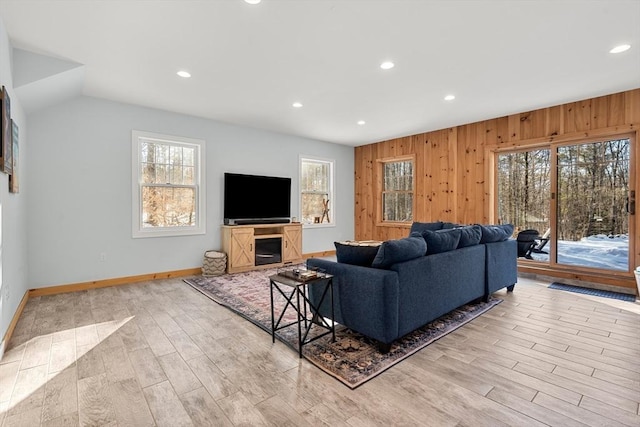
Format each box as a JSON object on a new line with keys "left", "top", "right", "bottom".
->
{"left": 0, "top": 86, "right": 4, "bottom": 171}
{"left": 0, "top": 85, "right": 12, "bottom": 174}
{"left": 9, "top": 119, "right": 19, "bottom": 193}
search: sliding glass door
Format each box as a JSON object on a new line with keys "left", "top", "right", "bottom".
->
{"left": 555, "top": 139, "right": 630, "bottom": 271}
{"left": 496, "top": 135, "right": 633, "bottom": 274}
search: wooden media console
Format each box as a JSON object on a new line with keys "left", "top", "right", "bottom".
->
{"left": 221, "top": 223, "right": 303, "bottom": 274}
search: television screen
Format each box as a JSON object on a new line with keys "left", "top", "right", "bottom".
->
{"left": 224, "top": 173, "right": 291, "bottom": 223}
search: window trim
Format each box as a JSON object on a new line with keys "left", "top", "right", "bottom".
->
{"left": 299, "top": 155, "right": 336, "bottom": 228}
{"left": 377, "top": 155, "right": 415, "bottom": 225}
{"left": 132, "top": 130, "right": 206, "bottom": 238}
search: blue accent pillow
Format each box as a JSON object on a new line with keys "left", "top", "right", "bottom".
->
{"left": 410, "top": 222, "right": 443, "bottom": 235}
{"left": 423, "top": 229, "right": 461, "bottom": 255}
{"left": 456, "top": 225, "right": 482, "bottom": 248}
{"left": 478, "top": 224, "right": 515, "bottom": 243}
{"left": 372, "top": 232, "right": 427, "bottom": 269}
{"left": 334, "top": 242, "right": 380, "bottom": 267}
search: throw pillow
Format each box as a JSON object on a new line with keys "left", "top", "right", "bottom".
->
{"left": 371, "top": 232, "right": 427, "bottom": 269}
{"left": 334, "top": 241, "right": 381, "bottom": 267}
{"left": 423, "top": 229, "right": 461, "bottom": 255}
{"left": 456, "top": 225, "right": 482, "bottom": 248}
{"left": 478, "top": 224, "right": 515, "bottom": 243}
{"left": 410, "top": 221, "right": 444, "bottom": 235}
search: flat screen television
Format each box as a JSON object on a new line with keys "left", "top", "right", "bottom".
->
{"left": 224, "top": 172, "right": 292, "bottom": 225}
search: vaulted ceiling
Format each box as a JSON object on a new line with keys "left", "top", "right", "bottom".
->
{"left": 1, "top": 0, "right": 639, "bottom": 146}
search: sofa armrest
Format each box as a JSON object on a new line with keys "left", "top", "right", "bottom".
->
{"left": 485, "top": 239, "right": 517, "bottom": 295}
{"left": 306, "top": 258, "right": 400, "bottom": 344}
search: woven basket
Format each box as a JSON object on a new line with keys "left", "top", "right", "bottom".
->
{"left": 202, "top": 250, "right": 227, "bottom": 276}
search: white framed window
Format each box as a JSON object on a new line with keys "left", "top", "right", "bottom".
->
{"left": 380, "top": 157, "right": 414, "bottom": 223}
{"left": 132, "top": 130, "right": 206, "bottom": 238}
{"left": 300, "top": 156, "right": 334, "bottom": 226}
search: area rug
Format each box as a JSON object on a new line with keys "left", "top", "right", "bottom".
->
{"left": 549, "top": 282, "right": 636, "bottom": 302}
{"left": 184, "top": 268, "right": 502, "bottom": 389}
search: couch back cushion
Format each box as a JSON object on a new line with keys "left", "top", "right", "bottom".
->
{"left": 372, "top": 232, "right": 427, "bottom": 269}
{"left": 456, "top": 225, "right": 482, "bottom": 248}
{"left": 423, "top": 229, "right": 461, "bottom": 255}
{"left": 334, "top": 241, "right": 382, "bottom": 267}
{"left": 410, "top": 221, "right": 443, "bottom": 235}
{"left": 478, "top": 224, "right": 515, "bottom": 243}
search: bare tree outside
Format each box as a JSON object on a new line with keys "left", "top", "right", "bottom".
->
{"left": 140, "top": 140, "right": 197, "bottom": 227}
{"left": 497, "top": 149, "right": 551, "bottom": 235}
{"left": 382, "top": 160, "right": 413, "bottom": 222}
{"left": 301, "top": 159, "right": 332, "bottom": 224}
{"left": 557, "top": 139, "right": 629, "bottom": 239}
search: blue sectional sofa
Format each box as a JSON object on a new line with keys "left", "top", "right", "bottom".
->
{"left": 307, "top": 222, "right": 517, "bottom": 352}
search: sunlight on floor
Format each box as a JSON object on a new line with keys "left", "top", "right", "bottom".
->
{"left": 3, "top": 316, "right": 134, "bottom": 413}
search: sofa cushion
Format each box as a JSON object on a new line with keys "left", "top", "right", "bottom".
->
{"left": 423, "top": 229, "right": 461, "bottom": 255}
{"left": 441, "top": 222, "right": 459, "bottom": 230}
{"left": 410, "top": 221, "right": 443, "bottom": 235}
{"left": 478, "top": 224, "right": 515, "bottom": 243}
{"left": 456, "top": 225, "right": 482, "bottom": 248}
{"left": 372, "top": 232, "right": 427, "bottom": 269}
{"left": 334, "top": 241, "right": 382, "bottom": 267}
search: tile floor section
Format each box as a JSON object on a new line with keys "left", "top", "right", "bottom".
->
{"left": 0, "top": 276, "right": 639, "bottom": 426}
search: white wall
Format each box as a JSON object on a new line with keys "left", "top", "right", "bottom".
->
{"left": 0, "top": 18, "right": 28, "bottom": 347}
{"left": 27, "top": 96, "right": 354, "bottom": 288}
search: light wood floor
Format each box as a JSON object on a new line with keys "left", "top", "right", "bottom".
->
{"left": 0, "top": 276, "right": 639, "bottom": 426}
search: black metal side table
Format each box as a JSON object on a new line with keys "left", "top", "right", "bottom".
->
{"left": 269, "top": 271, "right": 335, "bottom": 357}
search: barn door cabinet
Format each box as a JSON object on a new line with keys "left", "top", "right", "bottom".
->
{"left": 221, "top": 223, "right": 303, "bottom": 274}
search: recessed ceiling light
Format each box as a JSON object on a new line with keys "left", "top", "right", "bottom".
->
{"left": 609, "top": 44, "right": 631, "bottom": 54}
{"left": 292, "top": 102, "right": 303, "bottom": 108}
{"left": 357, "top": 120, "right": 366, "bottom": 125}
{"left": 177, "top": 70, "right": 191, "bottom": 78}
{"left": 244, "top": 0, "right": 261, "bottom": 4}
{"left": 380, "top": 61, "right": 395, "bottom": 70}
{"left": 444, "top": 94, "right": 455, "bottom": 101}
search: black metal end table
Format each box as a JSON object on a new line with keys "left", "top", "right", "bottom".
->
{"left": 269, "top": 271, "right": 335, "bottom": 357}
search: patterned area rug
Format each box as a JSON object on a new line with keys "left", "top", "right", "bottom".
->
{"left": 184, "top": 267, "right": 502, "bottom": 389}
{"left": 549, "top": 282, "right": 636, "bottom": 302}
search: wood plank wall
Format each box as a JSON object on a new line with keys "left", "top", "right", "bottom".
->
{"left": 354, "top": 88, "right": 640, "bottom": 288}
